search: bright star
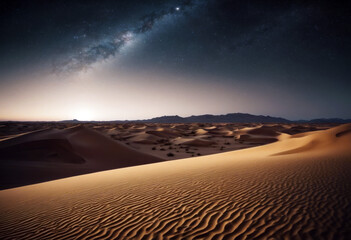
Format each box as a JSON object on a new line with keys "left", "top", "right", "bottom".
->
{"left": 176, "top": 7, "right": 180, "bottom": 11}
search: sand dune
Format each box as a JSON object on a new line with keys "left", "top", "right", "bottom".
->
{"left": 146, "top": 129, "right": 181, "bottom": 138}
{"left": 195, "top": 128, "right": 208, "bottom": 135}
{"left": 172, "top": 137, "right": 216, "bottom": 147}
{"left": 237, "top": 134, "right": 278, "bottom": 144}
{"left": 102, "top": 123, "right": 276, "bottom": 160}
{"left": 0, "top": 124, "right": 350, "bottom": 239}
{"left": 247, "top": 125, "right": 280, "bottom": 136}
{"left": 234, "top": 125, "right": 280, "bottom": 144}
{"left": 94, "top": 122, "right": 336, "bottom": 160}
{"left": 0, "top": 125, "right": 162, "bottom": 189}
{"left": 128, "top": 132, "right": 162, "bottom": 144}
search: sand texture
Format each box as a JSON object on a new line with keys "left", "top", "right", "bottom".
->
{"left": 0, "top": 124, "right": 350, "bottom": 239}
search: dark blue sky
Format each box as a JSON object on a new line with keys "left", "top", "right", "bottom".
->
{"left": 0, "top": 0, "right": 350, "bottom": 120}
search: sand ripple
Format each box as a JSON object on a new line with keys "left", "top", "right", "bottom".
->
{"left": 0, "top": 125, "right": 350, "bottom": 239}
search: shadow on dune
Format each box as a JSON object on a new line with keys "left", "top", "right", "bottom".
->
{"left": 0, "top": 125, "right": 163, "bottom": 189}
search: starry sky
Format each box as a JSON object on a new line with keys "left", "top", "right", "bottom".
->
{"left": 0, "top": 0, "right": 350, "bottom": 121}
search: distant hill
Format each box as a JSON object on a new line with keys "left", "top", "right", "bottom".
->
{"left": 142, "top": 113, "right": 291, "bottom": 123}
{"left": 140, "top": 114, "right": 351, "bottom": 124}
{"left": 142, "top": 115, "right": 185, "bottom": 123}
{"left": 60, "top": 119, "right": 80, "bottom": 123}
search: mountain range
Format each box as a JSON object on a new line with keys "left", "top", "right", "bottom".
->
{"left": 140, "top": 113, "right": 351, "bottom": 124}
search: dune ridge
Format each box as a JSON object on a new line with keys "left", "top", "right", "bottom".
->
{"left": 0, "top": 124, "right": 350, "bottom": 239}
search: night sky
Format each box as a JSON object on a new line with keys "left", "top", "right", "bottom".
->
{"left": 0, "top": 0, "right": 350, "bottom": 121}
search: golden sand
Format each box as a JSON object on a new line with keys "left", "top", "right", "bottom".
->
{"left": 0, "top": 124, "right": 350, "bottom": 239}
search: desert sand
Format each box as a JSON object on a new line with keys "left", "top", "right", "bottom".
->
{"left": 0, "top": 125, "right": 162, "bottom": 189}
{"left": 87, "top": 122, "right": 334, "bottom": 160}
{"left": 0, "top": 122, "right": 332, "bottom": 189}
{"left": 0, "top": 123, "right": 350, "bottom": 239}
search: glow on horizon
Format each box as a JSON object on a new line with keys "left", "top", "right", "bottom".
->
{"left": 1, "top": 58, "right": 338, "bottom": 121}
{"left": 0, "top": 68, "right": 260, "bottom": 121}
{"left": 73, "top": 108, "right": 96, "bottom": 121}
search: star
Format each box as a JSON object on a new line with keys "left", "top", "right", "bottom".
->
{"left": 176, "top": 7, "right": 180, "bottom": 11}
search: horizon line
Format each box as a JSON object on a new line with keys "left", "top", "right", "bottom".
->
{"left": 0, "top": 112, "right": 350, "bottom": 123}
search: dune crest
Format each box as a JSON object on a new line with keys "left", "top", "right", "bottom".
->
{"left": 271, "top": 123, "right": 351, "bottom": 156}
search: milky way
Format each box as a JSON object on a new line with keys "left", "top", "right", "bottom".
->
{"left": 53, "top": 0, "right": 202, "bottom": 73}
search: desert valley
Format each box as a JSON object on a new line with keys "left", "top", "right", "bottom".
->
{"left": 0, "top": 121, "right": 338, "bottom": 189}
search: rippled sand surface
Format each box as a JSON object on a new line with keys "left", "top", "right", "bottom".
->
{"left": 0, "top": 124, "right": 350, "bottom": 239}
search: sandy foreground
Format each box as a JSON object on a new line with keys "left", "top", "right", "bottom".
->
{"left": 0, "top": 124, "right": 350, "bottom": 239}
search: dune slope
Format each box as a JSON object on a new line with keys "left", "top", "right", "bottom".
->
{"left": 0, "top": 124, "right": 350, "bottom": 239}
{"left": 0, "top": 125, "right": 162, "bottom": 189}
